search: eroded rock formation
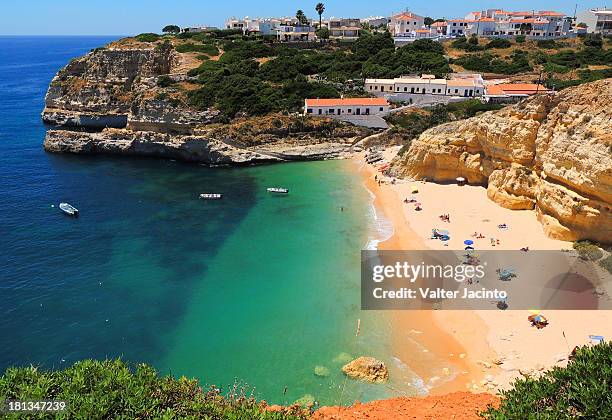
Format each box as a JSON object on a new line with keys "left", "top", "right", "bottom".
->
{"left": 392, "top": 79, "right": 612, "bottom": 243}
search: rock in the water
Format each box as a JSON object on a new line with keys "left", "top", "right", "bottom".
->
{"left": 294, "top": 394, "right": 316, "bottom": 407}
{"left": 332, "top": 352, "right": 353, "bottom": 364}
{"left": 314, "top": 365, "right": 330, "bottom": 377}
{"left": 342, "top": 356, "right": 389, "bottom": 383}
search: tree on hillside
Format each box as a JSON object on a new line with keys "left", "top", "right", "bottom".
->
{"left": 162, "top": 25, "right": 181, "bottom": 34}
{"left": 424, "top": 17, "right": 434, "bottom": 27}
{"left": 296, "top": 10, "right": 308, "bottom": 25}
{"left": 315, "top": 3, "right": 325, "bottom": 29}
{"left": 316, "top": 27, "right": 330, "bottom": 40}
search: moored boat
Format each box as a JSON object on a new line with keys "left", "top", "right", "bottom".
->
{"left": 267, "top": 187, "right": 289, "bottom": 194}
{"left": 59, "top": 202, "right": 79, "bottom": 217}
{"left": 199, "top": 193, "right": 223, "bottom": 200}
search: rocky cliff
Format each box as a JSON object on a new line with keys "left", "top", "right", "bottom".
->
{"left": 42, "top": 38, "right": 370, "bottom": 163}
{"left": 392, "top": 79, "right": 612, "bottom": 243}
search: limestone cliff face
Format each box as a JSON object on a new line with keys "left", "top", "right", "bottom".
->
{"left": 42, "top": 38, "right": 370, "bottom": 163}
{"left": 42, "top": 43, "right": 177, "bottom": 128}
{"left": 392, "top": 79, "right": 612, "bottom": 243}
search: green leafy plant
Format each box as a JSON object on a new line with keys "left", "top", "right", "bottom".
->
{"left": 135, "top": 33, "right": 160, "bottom": 43}
{"left": 573, "top": 240, "right": 604, "bottom": 261}
{"left": 480, "top": 342, "right": 612, "bottom": 419}
{"left": 0, "top": 359, "right": 307, "bottom": 419}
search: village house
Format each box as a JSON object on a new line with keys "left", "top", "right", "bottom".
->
{"left": 364, "top": 74, "right": 485, "bottom": 98}
{"left": 327, "top": 18, "right": 361, "bottom": 40}
{"left": 576, "top": 8, "right": 612, "bottom": 35}
{"left": 304, "top": 98, "right": 390, "bottom": 117}
{"left": 361, "top": 16, "right": 389, "bottom": 28}
{"left": 484, "top": 83, "right": 550, "bottom": 103}
{"left": 430, "top": 21, "right": 448, "bottom": 36}
{"left": 453, "top": 9, "right": 570, "bottom": 38}
{"left": 389, "top": 11, "right": 425, "bottom": 36}
{"left": 276, "top": 23, "right": 316, "bottom": 41}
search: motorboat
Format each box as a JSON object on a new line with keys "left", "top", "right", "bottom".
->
{"left": 59, "top": 202, "right": 79, "bottom": 217}
{"left": 267, "top": 187, "right": 289, "bottom": 194}
{"left": 199, "top": 193, "right": 223, "bottom": 200}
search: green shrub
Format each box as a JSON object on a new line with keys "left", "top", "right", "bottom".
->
{"left": 0, "top": 359, "right": 306, "bottom": 419}
{"left": 486, "top": 38, "right": 511, "bottom": 49}
{"left": 515, "top": 35, "right": 526, "bottom": 43}
{"left": 537, "top": 39, "right": 558, "bottom": 49}
{"left": 599, "top": 255, "right": 612, "bottom": 274}
{"left": 583, "top": 33, "right": 604, "bottom": 48}
{"left": 135, "top": 33, "right": 160, "bottom": 42}
{"left": 480, "top": 341, "right": 612, "bottom": 419}
{"left": 573, "top": 240, "right": 604, "bottom": 261}
{"left": 543, "top": 62, "right": 571, "bottom": 74}
{"left": 454, "top": 51, "right": 532, "bottom": 74}
{"left": 175, "top": 43, "right": 219, "bottom": 55}
{"left": 156, "top": 75, "right": 175, "bottom": 88}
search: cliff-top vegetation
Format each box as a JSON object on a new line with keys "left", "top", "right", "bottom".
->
{"left": 124, "top": 27, "right": 610, "bottom": 120}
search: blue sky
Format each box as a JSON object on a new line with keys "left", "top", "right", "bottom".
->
{"left": 0, "top": 1, "right": 605, "bottom": 35}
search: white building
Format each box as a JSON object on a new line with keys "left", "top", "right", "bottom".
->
{"left": 364, "top": 74, "right": 484, "bottom": 98}
{"left": 576, "top": 8, "right": 612, "bottom": 34}
{"left": 451, "top": 10, "right": 571, "bottom": 39}
{"left": 389, "top": 12, "right": 425, "bottom": 36}
{"left": 361, "top": 16, "right": 389, "bottom": 28}
{"left": 277, "top": 24, "right": 316, "bottom": 41}
{"left": 327, "top": 18, "right": 361, "bottom": 40}
{"left": 304, "top": 98, "right": 390, "bottom": 116}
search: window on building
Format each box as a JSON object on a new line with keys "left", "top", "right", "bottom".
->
{"left": 369, "top": 86, "right": 372, "bottom": 90}
{"left": 455, "top": 89, "right": 458, "bottom": 93}
{"left": 318, "top": 109, "right": 322, "bottom": 115}
{"left": 348, "top": 108, "right": 352, "bottom": 113}
{"left": 374, "top": 85, "right": 378, "bottom": 90}
{"left": 404, "top": 87, "right": 407, "bottom": 92}
{"left": 307, "top": 109, "right": 313, "bottom": 113}
{"left": 379, "top": 107, "right": 383, "bottom": 111}
{"left": 329, "top": 109, "right": 334, "bottom": 114}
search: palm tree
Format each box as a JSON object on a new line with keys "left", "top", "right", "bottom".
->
{"left": 315, "top": 3, "right": 325, "bottom": 29}
{"left": 296, "top": 9, "right": 307, "bottom": 25}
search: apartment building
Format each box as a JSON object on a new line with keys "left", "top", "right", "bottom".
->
{"left": 576, "top": 8, "right": 612, "bottom": 35}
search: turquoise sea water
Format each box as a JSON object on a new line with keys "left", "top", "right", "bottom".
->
{"left": 0, "top": 36, "right": 420, "bottom": 405}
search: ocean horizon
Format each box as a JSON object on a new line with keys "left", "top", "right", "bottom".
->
{"left": 0, "top": 36, "right": 420, "bottom": 405}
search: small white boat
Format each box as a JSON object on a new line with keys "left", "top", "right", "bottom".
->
{"left": 267, "top": 187, "right": 289, "bottom": 194}
{"left": 199, "top": 193, "right": 223, "bottom": 200}
{"left": 59, "top": 202, "right": 79, "bottom": 217}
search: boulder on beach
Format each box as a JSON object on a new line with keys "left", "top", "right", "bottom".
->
{"left": 342, "top": 356, "right": 389, "bottom": 383}
{"left": 314, "top": 365, "right": 330, "bottom": 377}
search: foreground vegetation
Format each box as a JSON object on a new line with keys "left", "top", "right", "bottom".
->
{"left": 0, "top": 359, "right": 306, "bottom": 419}
{"left": 2, "top": 343, "right": 610, "bottom": 418}
{"left": 481, "top": 341, "right": 612, "bottom": 419}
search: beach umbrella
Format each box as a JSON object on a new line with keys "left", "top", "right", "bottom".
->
{"left": 410, "top": 185, "right": 419, "bottom": 193}
{"left": 464, "top": 239, "right": 474, "bottom": 245}
{"left": 435, "top": 229, "right": 450, "bottom": 236}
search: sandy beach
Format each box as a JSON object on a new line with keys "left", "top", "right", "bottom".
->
{"left": 355, "top": 147, "right": 612, "bottom": 394}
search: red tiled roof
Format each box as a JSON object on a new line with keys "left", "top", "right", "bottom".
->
{"left": 305, "top": 98, "right": 389, "bottom": 107}
{"left": 394, "top": 12, "right": 421, "bottom": 21}
{"left": 431, "top": 21, "right": 447, "bottom": 27}
{"left": 486, "top": 84, "right": 549, "bottom": 95}
{"left": 509, "top": 18, "right": 549, "bottom": 24}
